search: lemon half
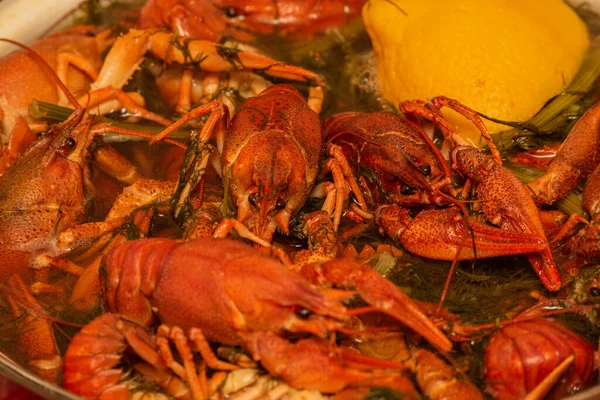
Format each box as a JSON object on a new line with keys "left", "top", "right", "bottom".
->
{"left": 363, "top": 0, "right": 589, "bottom": 144}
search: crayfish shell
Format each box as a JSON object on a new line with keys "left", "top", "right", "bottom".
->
{"left": 483, "top": 319, "right": 595, "bottom": 400}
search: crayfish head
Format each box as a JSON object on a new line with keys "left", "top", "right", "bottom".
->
{"left": 566, "top": 264, "right": 600, "bottom": 305}
{"left": 238, "top": 182, "right": 292, "bottom": 242}
{"left": 230, "top": 133, "right": 313, "bottom": 242}
{"left": 42, "top": 112, "right": 96, "bottom": 197}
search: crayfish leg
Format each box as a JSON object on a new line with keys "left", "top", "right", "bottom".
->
{"left": 134, "top": 362, "right": 191, "bottom": 400}
{"left": 428, "top": 95, "right": 502, "bottom": 164}
{"left": 410, "top": 349, "right": 483, "bottom": 400}
{"left": 4, "top": 274, "right": 61, "bottom": 383}
{"left": 212, "top": 218, "right": 272, "bottom": 247}
{"left": 156, "top": 325, "right": 238, "bottom": 400}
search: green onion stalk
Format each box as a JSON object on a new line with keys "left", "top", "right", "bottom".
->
{"left": 29, "top": 100, "right": 190, "bottom": 141}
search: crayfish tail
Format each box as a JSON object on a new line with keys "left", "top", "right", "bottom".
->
{"left": 63, "top": 313, "right": 163, "bottom": 400}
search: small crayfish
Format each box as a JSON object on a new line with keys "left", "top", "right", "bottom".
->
{"left": 323, "top": 97, "right": 561, "bottom": 291}
{"left": 150, "top": 84, "right": 327, "bottom": 244}
{"left": 139, "top": 0, "right": 366, "bottom": 42}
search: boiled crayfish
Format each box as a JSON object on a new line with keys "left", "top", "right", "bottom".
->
{"left": 60, "top": 236, "right": 462, "bottom": 398}
{"left": 323, "top": 111, "right": 454, "bottom": 208}
{"left": 102, "top": 237, "right": 450, "bottom": 351}
{"left": 139, "top": 0, "right": 366, "bottom": 42}
{"left": 0, "top": 39, "right": 181, "bottom": 280}
{"left": 321, "top": 98, "right": 561, "bottom": 291}
{"left": 149, "top": 84, "right": 328, "bottom": 244}
{"left": 63, "top": 313, "right": 419, "bottom": 399}
{"left": 0, "top": 39, "right": 191, "bottom": 383}
{"left": 96, "top": 28, "right": 325, "bottom": 115}
{"left": 394, "top": 97, "right": 561, "bottom": 291}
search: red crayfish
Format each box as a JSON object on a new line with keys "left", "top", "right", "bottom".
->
{"left": 139, "top": 0, "right": 366, "bottom": 42}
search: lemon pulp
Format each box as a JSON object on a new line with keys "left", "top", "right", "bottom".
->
{"left": 363, "top": 0, "right": 590, "bottom": 144}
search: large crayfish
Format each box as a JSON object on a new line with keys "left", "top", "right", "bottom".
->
{"left": 102, "top": 237, "right": 450, "bottom": 351}
{"left": 60, "top": 236, "right": 458, "bottom": 398}
{"left": 0, "top": 39, "right": 194, "bottom": 382}
{"left": 0, "top": 40, "right": 165, "bottom": 279}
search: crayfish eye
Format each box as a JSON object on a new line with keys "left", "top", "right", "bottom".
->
{"left": 58, "top": 137, "right": 76, "bottom": 155}
{"left": 399, "top": 184, "right": 413, "bottom": 195}
{"left": 275, "top": 198, "right": 286, "bottom": 210}
{"left": 224, "top": 7, "right": 240, "bottom": 17}
{"left": 296, "top": 308, "right": 312, "bottom": 319}
{"left": 419, "top": 164, "right": 432, "bottom": 177}
{"left": 590, "top": 287, "right": 600, "bottom": 297}
{"left": 248, "top": 193, "right": 258, "bottom": 207}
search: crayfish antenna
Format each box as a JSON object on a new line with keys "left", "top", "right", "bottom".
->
{"left": 0, "top": 38, "right": 81, "bottom": 110}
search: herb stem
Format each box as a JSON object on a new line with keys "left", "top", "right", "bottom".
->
{"left": 29, "top": 100, "right": 190, "bottom": 141}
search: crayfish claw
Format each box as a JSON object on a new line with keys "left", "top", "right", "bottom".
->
{"left": 243, "top": 332, "right": 416, "bottom": 395}
{"left": 319, "top": 258, "right": 453, "bottom": 353}
{"left": 378, "top": 206, "right": 547, "bottom": 261}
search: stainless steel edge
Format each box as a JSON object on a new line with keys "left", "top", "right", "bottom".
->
{"left": 0, "top": 353, "right": 80, "bottom": 400}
